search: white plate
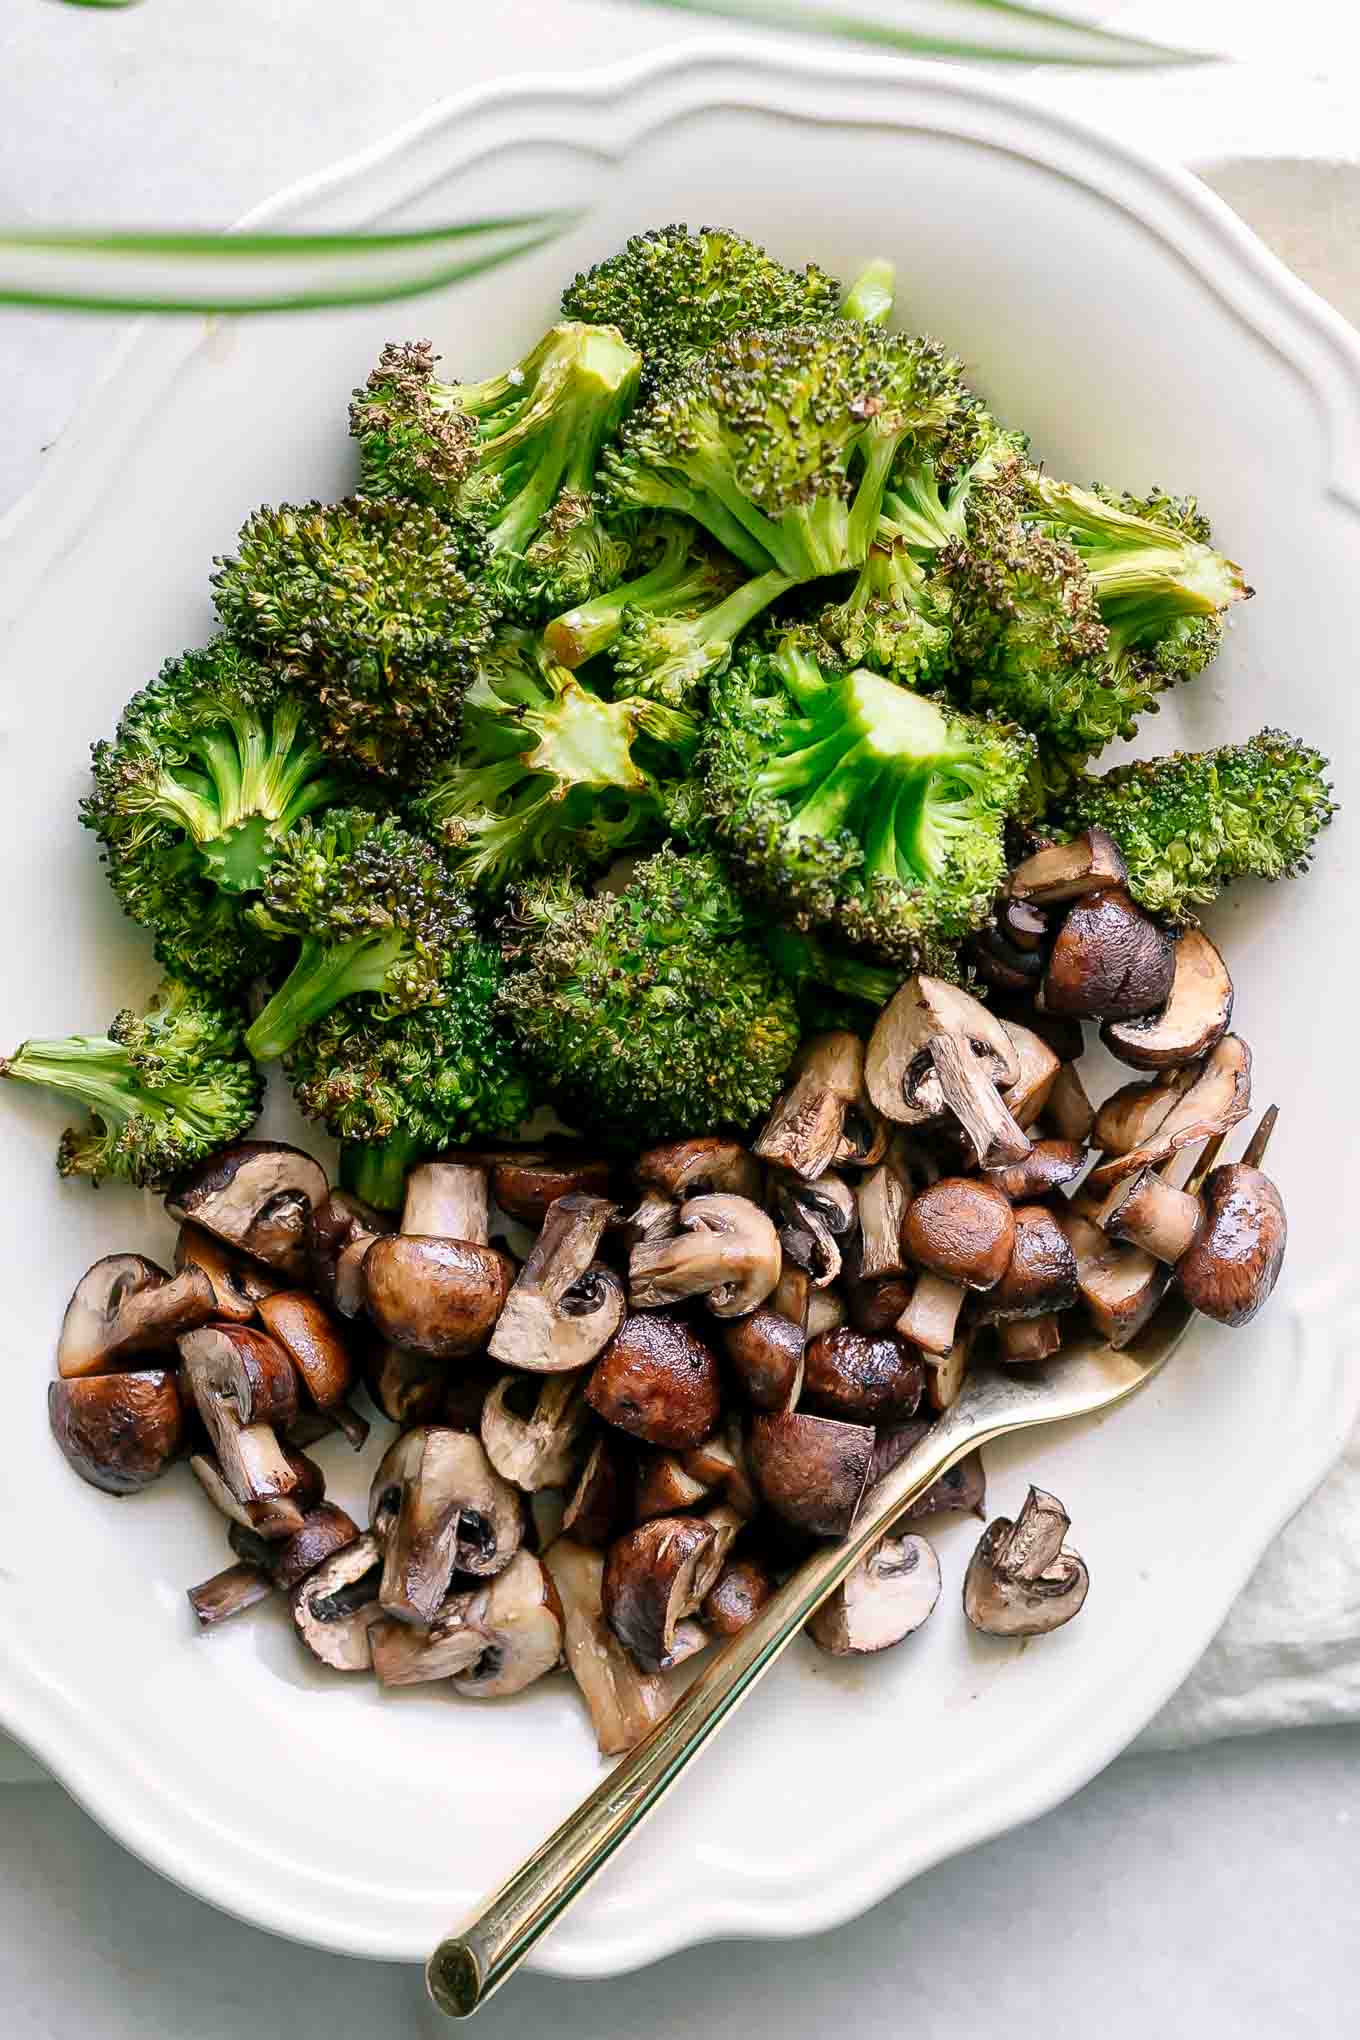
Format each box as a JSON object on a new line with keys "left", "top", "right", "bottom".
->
{"left": 1, "top": 39, "right": 1357, "bottom": 1977}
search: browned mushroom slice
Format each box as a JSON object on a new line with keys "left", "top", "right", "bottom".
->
{"left": 363, "top": 1236, "right": 514, "bottom": 1360}
{"left": 480, "top": 1373, "right": 589, "bottom": 1491}
{"left": 307, "top": 1189, "right": 392, "bottom": 1309}
{"left": 702, "top": 1556, "right": 773, "bottom": 1637}
{"left": 850, "top": 1138, "right": 916, "bottom": 1286}
{"left": 1089, "top": 1034, "right": 1253, "bottom": 1192}
{"left": 903, "top": 1177, "right": 1016, "bottom": 1291}
{"left": 489, "top": 1193, "right": 621, "bottom": 1371}
{"left": 291, "top": 1532, "right": 385, "bottom": 1671}
{"left": 49, "top": 1368, "right": 185, "bottom": 1494}
{"left": 622, "top": 1188, "right": 681, "bottom": 1254}
{"left": 1042, "top": 889, "right": 1175, "bottom": 1020}
{"left": 361, "top": 1342, "right": 444, "bottom": 1428}
{"left": 256, "top": 1291, "right": 357, "bottom": 1413}
{"left": 1101, "top": 1168, "right": 1204, "bottom": 1263}
{"left": 188, "top": 1562, "right": 275, "bottom": 1629}
{"left": 999, "top": 1314, "right": 1064, "bottom": 1362}
{"left": 991, "top": 1003, "right": 1086, "bottom": 1066}
{"left": 755, "top": 1032, "right": 869, "bottom": 1181}
{"left": 175, "top": 1223, "right": 284, "bottom": 1324}
{"left": 921, "top": 1326, "right": 973, "bottom": 1412}
{"left": 927, "top": 1032, "right": 1033, "bottom": 1168}
{"left": 985, "top": 1139, "right": 1087, "bottom": 1202}
{"left": 865, "top": 976, "right": 1028, "bottom": 1169}
{"left": 635, "top": 1450, "right": 711, "bottom": 1521}
{"left": 682, "top": 1423, "right": 758, "bottom": 1521}
{"left": 1059, "top": 1211, "right": 1169, "bottom": 1348}
{"left": 748, "top": 1410, "right": 874, "bottom": 1537}
{"left": 1045, "top": 1062, "right": 1096, "bottom": 1145}
{"left": 967, "top": 918, "right": 1045, "bottom": 995}
{"left": 628, "top": 1192, "right": 781, "bottom": 1317}
{"left": 635, "top": 1136, "right": 761, "bottom": 1203}
{"left": 773, "top": 1171, "right": 854, "bottom": 1287}
{"left": 978, "top": 1205, "right": 1079, "bottom": 1322}
{"left": 469, "top": 1145, "right": 614, "bottom": 1225}
{"left": 230, "top": 1501, "right": 362, "bottom": 1593}
{"left": 846, "top": 1273, "right": 915, "bottom": 1337}
{"left": 1175, "top": 1137, "right": 1286, "bottom": 1327}
{"left": 894, "top": 1273, "right": 965, "bottom": 1357}
{"left": 603, "top": 1515, "right": 720, "bottom": 1672}
{"left": 189, "top": 1448, "right": 311, "bottom": 1541}
{"left": 543, "top": 1537, "right": 670, "bottom": 1755}
{"left": 56, "top": 1254, "right": 215, "bottom": 1380}
{"left": 963, "top": 1486, "right": 1089, "bottom": 1637}
{"left": 166, "top": 1142, "right": 328, "bottom": 1281}
{"left": 371, "top": 1548, "right": 563, "bottom": 1696}
{"left": 586, "top": 1312, "right": 722, "bottom": 1448}
{"left": 179, "top": 1324, "right": 300, "bottom": 1504}
{"left": 561, "top": 1435, "right": 628, "bottom": 1547}
{"left": 1101, "top": 926, "right": 1234, "bottom": 1071}
{"left": 809, "top": 1533, "right": 942, "bottom": 1654}
{"left": 1009, "top": 826, "right": 1127, "bottom": 904}
{"left": 1001, "top": 1023, "right": 1061, "bottom": 1130}
{"left": 370, "top": 1426, "right": 522, "bottom": 1623}
{"left": 999, "top": 895, "right": 1051, "bottom": 949}
{"left": 803, "top": 1326, "right": 924, "bottom": 1423}
{"left": 722, "top": 1307, "right": 805, "bottom": 1412}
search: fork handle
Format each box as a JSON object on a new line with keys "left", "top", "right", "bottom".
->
{"left": 426, "top": 1410, "right": 975, "bottom": 2017}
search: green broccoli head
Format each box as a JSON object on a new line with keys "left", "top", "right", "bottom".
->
{"left": 815, "top": 534, "right": 953, "bottom": 684}
{"left": 560, "top": 224, "right": 842, "bottom": 384}
{"left": 496, "top": 848, "right": 801, "bottom": 1143}
{"left": 544, "top": 515, "right": 745, "bottom": 668}
{"left": 409, "top": 627, "right": 697, "bottom": 891}
{"left": 603, "top": 322, "right": 970, "bottom": 583}
{"left": 286, "top": 938, "right": 534, "bottom": 1208}
{"left": 1055, "top": 728, "right": 1338, "bottom": 920}
{"left": 2, "top": 977, "right": 262, "bottom": 1187}
{"left": 245, "top": 808, "right": 478, "bottom": 1060}
{"left": 211, "top": 496, "right": 498, "bottom": 780}
{"left": 350, "top": 324, "right": 641, "bottom": 613}
{"left": 703, "top": 637, "right": 1034, "bottom": 967}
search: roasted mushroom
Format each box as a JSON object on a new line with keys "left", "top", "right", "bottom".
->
{"left": 682, "top": 1425, "right": 758, "bottom": 1521}
{"left": 1086, "top": 1034, "right": 1253, "bottom": 1191}
{"left": 543, "top": 1537, "right": 670, "bottom": 1755}
{"left": 189, "top": 1445, "right": 321, "bottom": 1541}
{"left": 488, "top": 1193, "right": 623, "bottom": 1371}
{"left": 480, "top": 1373, "right": 589, "bottom": 1491}
{"left": 176, "top": 1222, "right": 284, "bottom": 1323}
{"left": 178, "top": 1324, "right": 300, "bottom": 1504}
{"left": 166, "top": 1142, "right": 328, "bottom": 1282}
{"left": 1101, "top": 926, "right": 1234, "bottom": 1071}
{"left": 364, "top": 1161, "right": 515, "bottom": 1361}
{"left": 49, "top": 1368, "right": 185, "bottom": 1494}
{"left": 803, "top": 1326, "right": 924, "bottom": 1422}
{"left": 809, "top": 1533, "right": 941, "bottom": 1654}
{"left": 999, "top": 1314, "right": 1064, "bottom": 1362}
{"left": 187, "top": 1562, "right": 275, "bottom": 1629}
{"left": 985, "top": 1140, "right": 1087, "bottom": 1202}
{"left": 894, "top": 1273, "right": 965, "bottom": 1357}
{"left": 978, "top": 1205, "right": 1079, "bottom": 1323}
{"left": 963, "top": 1487, "right": 1089, "bottom": 1637}
{"left": 561, "top": 1435, "right": 627, "bottom": 1548}
{"left": 1059, "top": 1210, "right": 1169, "bottom": 1348}
{"left": 1008, "top": 827, "right": 1128, "bottom": 904}
{"left": 722, "top": 1307, "right": 805, "bottom": 1412}
{"left": 1042, "top": 890, "right": 1175, "bottom": 1021}
{"left": 1002, "top": 1022, "right": 1061, "bottom": 1130}
{"left": 772, "top": 1170, "right": 855, "bottom": 1288}
{"left": 635, "top": 1137, "right": 761, "bottom": 1203}
{"left": 371, "top": 1549, "right": 563, "bottom": 1696}
{"left": 256, "top": 1291, "right": 357, "bottom": 1415}
{"left": 920, "top": 1326, "right": 973, "bottom": 1412}
{"left": 308, "top": 1190, "right": 391, "bottom": 1314}
{"left": 369, "top": 1426, "right": 521, "bottom": 1624}
{"left": 586, "top": 1313, "right": 722, "bottom": 1449}
{"left": 702, "top": 1556, "right": 772, "bottom": 1637}
{"left": 290, "top": 1532, "right": 385, "bottom": 1671}
{"left": 362, "top": 1342, "right": 447, "bottom": 1428}
{"left": 871, "top": 1424, "right": 988, "bottom": 1519}
{"left": 755, "top": 1032, "right": 873, "bottom": 1181}
{"left": 903, "top": 1177, "right": 1016, "bottom": 1292}
{"left": 228, "top": 1500, "right": 361, "bottom": 1594}
{"left": 635, "top": 1451, "right": 710, "bottom": 1521}
{"left": 865, "top": 976, "right": 1030, "bottom": 1168}
{"left": 628, "top": 1192, "right": 781, "bottom": 1317}
{"left": 1175, "top": 1140, "right": 1286, "bottom": 1327}
{"left": 472, "top": 1144, "right": 614, "bottom": 1225}
{"left": 1045, "top": 1062, "right": 1096, "bottom": 1145}
{"left": 57, "top": 1254, "right": 215, "bottom": 1379}
{"left": 603, "top": 1515, "right": 719, "bottom": 1671}
{"left": 748, "top": 1410, "right": 873, "bottom": 1537}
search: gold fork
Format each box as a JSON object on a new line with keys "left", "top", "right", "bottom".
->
{"left": 427, "top": 1128, "right": 1244, "bottom": 2017}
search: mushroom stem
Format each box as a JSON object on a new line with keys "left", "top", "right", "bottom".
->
{"left": 754, "top": 1032, "right": 866, "bottom": 1181}
{"left": 999, "top": 1314, "right": 1063, "bottom": 1363}
{"left": 927, "top": 1032, "right": 1032, "bottom": 1167}
{"left": 894, "top": 1273, "right": 965, "bottom": 1356}
{"left": 187, "top": 1561, "right": 274, "bottom": 1629}
{"left": 1241, "top": 1104, "right": 1279, "bottom": 1170}
{"left": 1103, "top": 1169, "right": 1204, "bottom": 1264}
{"left": 401, "top": 1161, "right": 490, "bottom": 1243}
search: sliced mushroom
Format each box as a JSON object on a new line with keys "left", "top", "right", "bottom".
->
{"left": 927, "top": 1030, "right": 1033, "bottom": 1168}
{"left": 1101, "top": 1169, "right": 1205, "bottom": 1264}
{"left": 179, "top": 1324, "right": 300, "bottom": 1505}
{"left": 852, "top": 1142, "right": 915, "bottom": 1282}
{"left": 999, "top": 1314, "right": 1064, "bottom": 1362}
{"left": 628, "top": 1192, "right": 780, "bottom": 1317}
{"left": 1000, "top": 895, "right": 1051, "bottom": 949}
{"left": 586, "top": 1313, "right": 722, "bottom": 1448}
{"left": 543, "top": 1537, "right": 670, "bottom": 1755}
{"left": 290, "top": 1532, "right": 385, "bottom": 1671}
{"left": 256, "top": 1291, "right": 356, "bottom": 1412}
{"left": 175, "top": 1223, "right": 284, "bottom": 1324}
{"left": 561, "top": 1435, "right": 627, "bottom": 1547}
{"left": 702, "top": 1556, "right": 772, "bottom": 1637}
{"left": 772, "top": 1171, "right": 854, "bottom": 1287}
{"left": 488, "top": 1193, "right": 622, "bottom": 1371}
{"left": 635, "top": 1451, "right": 711, "bottom": 1521}
{"left": 56, "top": 1254, "right": 215, "bottom": 1380}
{"left": 809, "top": 1533, "right": 942, "bottom": 1655}
{"left": 748, "top": 1410, "right": 874, "bottom": 1537}
{"left": 1093, "top": 1061, "right": 1200, "bottom": 1157}
{"left": 49, "top": 1368, "right": 184, "bottom": 1494}
{"left": 1042, "top": 889, "right": 1175, "bottom": 1020}
{"left": 189, "top": 1446, "right": 321, "bottom": 1540}
{"left": 1174, "top": 1135, "right": 1286, "bottom": 1327}
{"left": 805, "top": 1286, "right": 847, "bottom": 1341}
{"left": 622, "top": 1188, "right": 681, "bottom": 1254}
{"left": 1058, "top": 1211, "right": 1169, "bottom": 1348}
{"left": 903, "top": 1177, "right": 1016, "bottom": 1291}
{"left": 635, "top": 1137, "right": 762, "bottom": 1203}
{"left": 985, "top": 1139, "right": 1087, "bottom": 1202}
{"left": 991, "top": 1002, "right": 1086, "bottom": 1067}
{"left": 894, "top": 1273, "right": 965, "bottom": 1357}
{"left": 362, "top": 1342, "right": 446, "bottom": 1427}
{"left": 771, "top": 1259, "right": 812, "bottom": 1330}
{"left": 480, "top": 1373, "right": 589, "bottom": 1491}
{"left": 1002, "top": 1023, "right": 1061, "bottom": 1130}
{"left": 308, "top": 1190, "right": 391, "bottom": 1312}
{"left": 188, "top": 1562, "right": 275, "bottom": 1629}
{"left": 470, "top": 1144, "right": 614, "bottom": 1224}
{"left": 230, "top": 1501, "right": 362, "bottom": 1593}
{"left": 370, "top": 1426, "right": 521, "bottom": 1623}
{"left": 1101, "top": 926, "right": 1233, "bottom": 1071}
{"left": 1045, "top": 1062, "right": 1096, "bottom": 1145}
{"left": 682, "top": 1422, "right": 758, "bottom": 1521}
{"left": 166, "top": 1141, "right": 328, "bottom": 1282}
{"left": 603, "top": 1515, "right": 719, "bottom": 1672}
{"left": 371, "top": 1549, "right": 563, "bottom": 1696}
{"left": 978, "top": 1205, "right": 1079, "bottom": 1322}
{"left": 866, "top": 978, "right": 1022, "bottom": 1145}
{"left": 363, "top": 1236, "right": 515, "bottom": 1359}
{"left": 1009, "top": 826, "right": 1127, "bottom": 904}
{"left": 1086, "top": 1034, "right": 1253, "bottom": 1191}
{"left": 722, "top": 1308, "right": 805, "bottom": 1412}
{"left": 755, "top": 1033, "right": 870, "bottom": 1181}
{"left": 963, "top": 1486, "right": 1089, "bottom": 1636}
{"left": 803, "top": 1326, "right": 924, "bottom": 1422}
{"left": 667, "top": 1619, "right": 710, "bottom": 1666}
{"left": 921, "top": 1326, "right": 973, "bottom": 1412}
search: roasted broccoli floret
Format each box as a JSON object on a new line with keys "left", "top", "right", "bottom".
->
{"left": 703, "top": 637, "right": 1033, "bottom": 966}
{"left": 211, "top": 496, "right": 497, "bottom": 780}
{"left": 609, "top": 560, "right": 801, "bottom": 707}
{"left": 560, "top": 224, "right": 842, "bottom": 384}
{"left": 349, "top": 327, "right": 640, "bottom": 611}
{"left": 603, "top": 322, "right": 969, "bottom": 584}
{"left": 814, "top": 533, "right": 953, "bottom": 685}
{"left": 244, "top": 809, "right": 478, "bottom": 1061}
{"left": 543, "top": 516, "right": 743, "bottom": 667}
{"left": 286, "top": 939, "right": 534, "bottom": 1209}
{"left": 409, "top": 627, "right": 698, "bottom": 890}
{"left": 2, "top": 978, "right": 262, "bottom": 1187}
{"left": 497, "top": 848, "right": 800, "bottom": 1143}
{"left": 1055, "top": 729, "right": 1337, "bottom": 920}
{"left": 762, "top": 923, "right": 902, "bottom": 1034}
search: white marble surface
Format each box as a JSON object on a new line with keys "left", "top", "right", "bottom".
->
{"left": 2, "top": 1, "right": 1359, "bottom": 2030}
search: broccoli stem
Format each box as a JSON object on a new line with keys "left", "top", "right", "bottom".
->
{"left": 1, "top": 1038, "right": 215, "bottom": 1140}
{"left": 762, "top": 925, "right": 899, "bottom": 1009}
{"left": 339, "top": 1128, "right": 424, "bottom": 1212}
{"left": 246, "top": 929, "right": 410, "bottom": 1062}
{"left": 545, "top": 533, "right": 715, "bottom": 666}
{"left": 840, "top": 259, "right": 897, "bottom": 328}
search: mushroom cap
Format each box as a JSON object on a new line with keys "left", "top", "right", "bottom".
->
{"left": 635, "top": 1137, "right": 761, "bottom": 1202}
{"left": 290, "top": 1532, "right": 384, "bottom": 1671}
{"left": 985, "top": 1139, "right": 1087, "bottom": 1202}
{"left": 603, "top": 1515, "right": 719, "bottom": 1672}
{"left": 256, "top": 1290, "right": 356, "bottom": 1411}
{"left": 682, "top": 1424, "right": 758, "bottom": 1522}
{"left": 232, "top": 1501, "right": 361, "bottom": 1591}
{"left": 1175, "top": 1162, "right": 1286, "bottom": 1326}
{"left": 963, "top": 1488, "right": 1090, "bottom": 1637}
{"left": 473, "top": 1145, "right": 615, "bottom": 1224}
{"left": 979, "top": 1204, "right": 1079, "bottom": 1322}
{"left": 1087, "top": 1033, "right": 1254, "bottom": 1192}
{"left": 166, "top": 1141, "right": 328, "bottom": 1281}
{"left": 370, "top": 1426, "right": 522, "bottom": 1624}
{"left": 803, "top": 1326, "right": 924, "bottom": 1422}
{"left": 902, "top": 1177, "right": 1016, "bottom": 1290}
{"left": 846, "top": 1273, "right": 916, "bottom": 1336}
{"left": 722, "top": 1306, "right": 805, "bottom": 1412}
{"left": 1044, "top": 1062, "right": 1096, "bottom": 1145}
{"left": 748, "top": 1410, "right": 874, "bottom": 1537}
{"left": 480, "top": 1373, "right": 589, "bottom": 1492}
{"left": 628, "top": 1192, "right": 781, "bottom": 1318}
{"left": 999, "top": 1314, "right": 1064, "bottom": 1363}
{"left": 49, "top": 1369, "right": 184, "bottom": 1494}
{"left": 1101, "top": 926, "right": 1234, "bottom": 1071}
{"left": 1042, "top": 889, "right": 1175, "bottom": 1020}
{"left": 586, "top": 1312, "right": 722, "bottom": 1449}
{"left": 57, "top": 1254, "right": 215, "bottom": 1379}
{"left": 178, "top": 1324, "right": 301, "bottom": 1506}
{"left": 362, "top": 1235, "right": 515, "bottom": 1359}
{"left": 542, "top": 1537, "right": 669, "bottom": 1756}
{"left": 702, "top": 1556, "right": 773, "bottom": 1637}
{"left": 809, "top": 1533, "right": 942, "bottom": 1655}
{"left": 870, "top": 1427, "right": 987, "bottom": 1521}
